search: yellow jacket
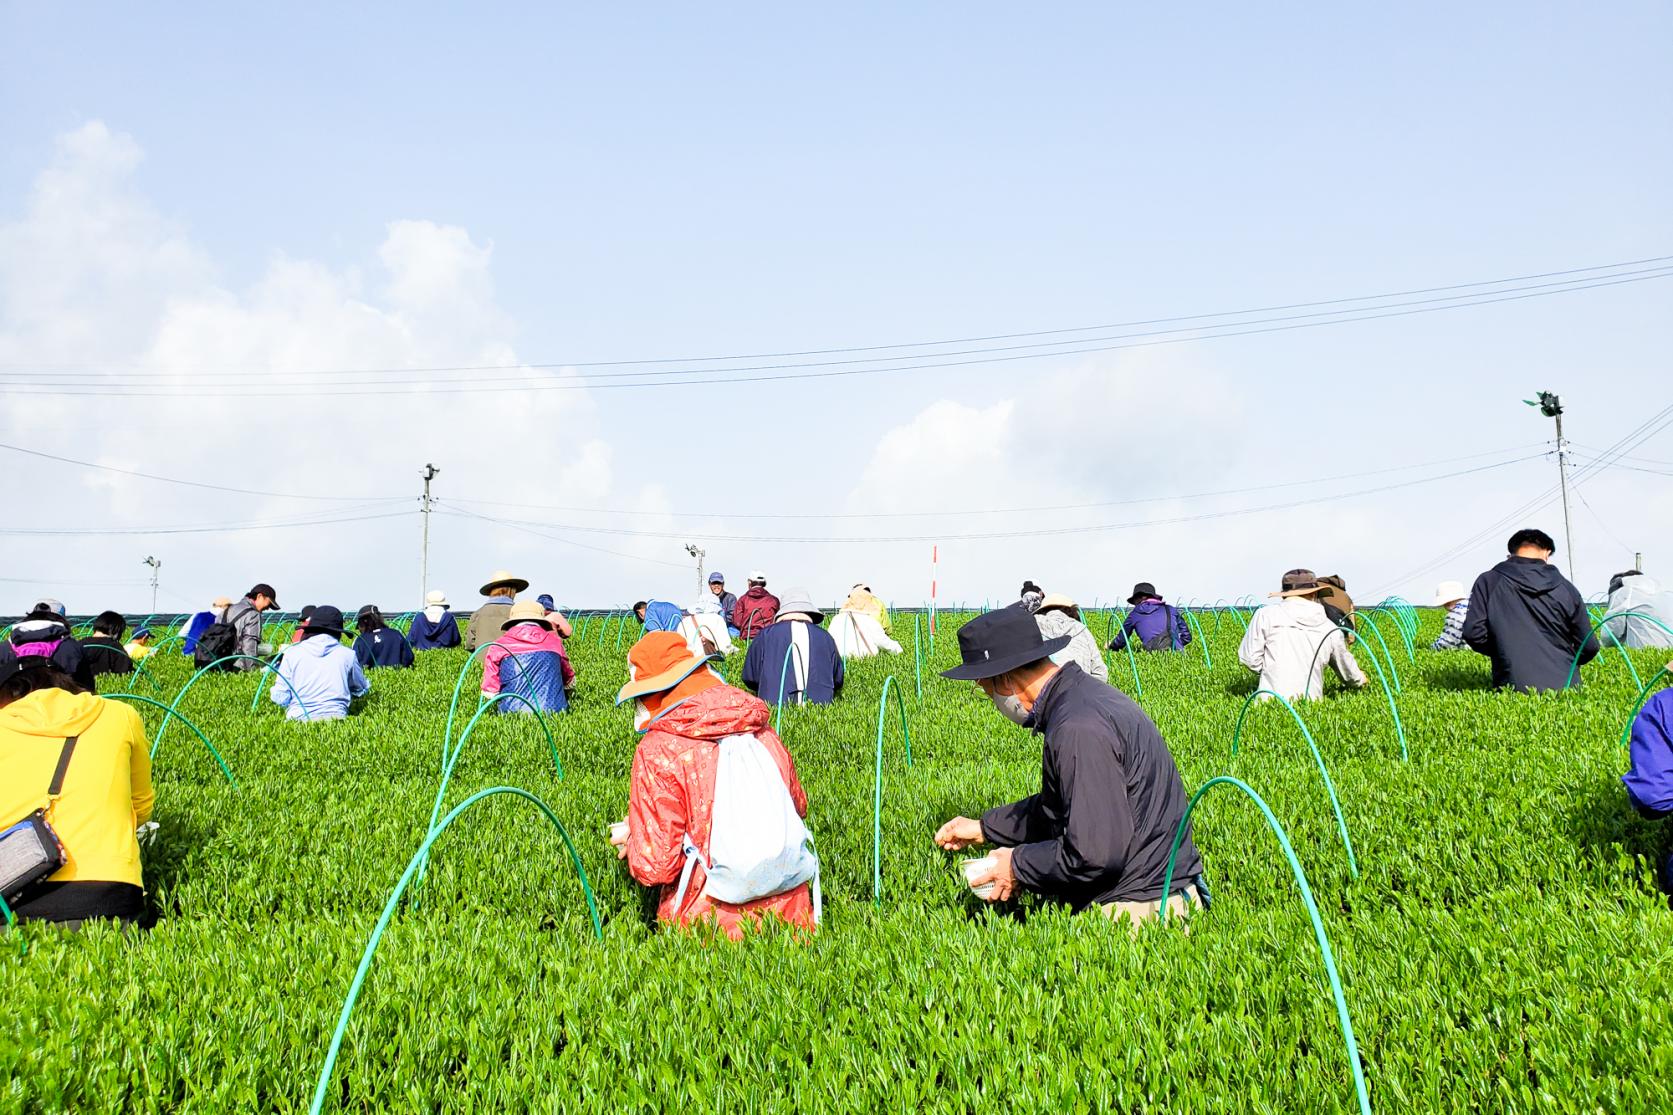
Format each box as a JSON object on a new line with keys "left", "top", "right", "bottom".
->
{"left": 0, "top": 689, "right": 153, "bottom": 888}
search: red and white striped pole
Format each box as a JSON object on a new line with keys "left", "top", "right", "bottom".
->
{"left": 929, "top": 544, "right": 938, "bottom": 635}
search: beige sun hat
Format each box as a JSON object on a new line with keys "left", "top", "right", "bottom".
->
{"left": 480, "top": 569, "right": 530, "bottom": 595}
{"left": 1039, "top": 592, "right": 1078, "bottom": 611}
{"left": 500, "top": 600, "right": 553, "bottom": 631}
{"left": 425, "top": 590, "right": 448, "bottom": 607}
{"left": 1269, "top": 568, "right": 1327, "bottom": 598}
{"left": 211, "top": 596, "right": 232, "bottom": 609}
{"left": 1433, "top": 580, "right": 1467, "bottom": 607}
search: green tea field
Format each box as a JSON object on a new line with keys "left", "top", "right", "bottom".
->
{"left": 3, "top": 606, "right": 1669, "bottom": 1113}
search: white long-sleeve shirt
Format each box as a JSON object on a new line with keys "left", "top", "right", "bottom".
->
{"left": 1238, "top": 597, "right": 1366, "bottom": 701}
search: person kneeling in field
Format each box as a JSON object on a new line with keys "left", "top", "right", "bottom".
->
{"left": 1237, "top": 569, "right": 1367, "bottom": 702}
{"left": 1624, "top": 668, "right": 1673, "bottom": 894}
{"left": 482, "top": 601, "right": 575, "bottom": 713}
{"left": 0, "top": 656, "right": 153, "bottom": 927}
{"left": 610, "top": 632, "right": 819, "bottom": 939}
{"left": 933, "top": 607, "right": 1206, "bottom": 931}
{"left": 828, "top": 584, "right": 902, "bottom": 659}
{"left": 270, "top": 606, "right": 370, "bottom": 722}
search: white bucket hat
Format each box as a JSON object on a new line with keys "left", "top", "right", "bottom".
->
{"left": 1433, "top": 580, "right": 1467, "bottom": 607}
{"left": 425, "top": 590, "right": 448, "bottom": 607}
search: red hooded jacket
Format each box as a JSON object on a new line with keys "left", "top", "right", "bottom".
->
{"left": 731, "top": 586, "right": 780, "bottom": 640}
{"left": 626, "top": 683, "right": 815, "bottom": 939}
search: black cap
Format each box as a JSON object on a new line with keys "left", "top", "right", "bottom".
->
{"left": 941, "top": 607, "right": 1071, "bottom": 682}
{"left": 249, "top": 583, "right": 279, "bottom": 607}
{"left": 303, "top": 604, "right": 344, "bottom": 638}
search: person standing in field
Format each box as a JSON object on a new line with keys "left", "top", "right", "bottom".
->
{"left": 1237, "top": 569, "right": 1366, "bottom": 701}
{"left": 708, "top": 573, "right": 740, "bottom": 635}
{"left": 352, "top": 606, "right": 415, "bottom": 669}
{"left": 269, "top": 606, "right": 370, "bottom": 721}
{"left": 1430, "top": 581, "right": 1472, "bottom": 651}
{"left": 408, "top": 591, "right": 461, "bottom": 651}
{"left": 610, "top": 631, "right": 818, "bottom": 939}
{"left": 464, "top": 570, "right": 526, "bottom": 652}
{"left": 932, "top": 607, "right": 1206, "bottom": 931}
{"left": 731, "top": 572, "right": 780, "bottom": 641}
{"left": 1623, "top": 667, "right": 1673, "bottom": 893}
{"left": 222, "top": 584, "right": 279, "bottom": 668}
{"left": 0, "top": 655, "right": 154, "bottom": 927}
{"left": 742, "top": 589, "right": 844, "bottom": 705}
{"left": 81, "top": 611, "right": 135, "bottom": 683}
{"left": 1109, "top": 583, "right": 1191, "bottom": 653}
{"left": 1033, "top": 593, "right": 1108, "bottom": 682}
{"left": 1462, "top": 528, "right": 1599, "bottom": 692}
{"left": 180, "top": 597, "right": 230, "bottom": 656}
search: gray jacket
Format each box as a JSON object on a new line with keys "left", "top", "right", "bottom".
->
{"left": 222, "top": 599, "right": 264, "bottom": 668}
{"left": 1035, "top": 610, "right": 1109, "bottom": 683}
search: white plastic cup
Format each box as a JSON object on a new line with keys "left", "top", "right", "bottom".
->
{"left": 608, "top": 821, "right": 629, "bottom": 844}
{"left": 962, "top": 855, "right": 997, "bottom": 900}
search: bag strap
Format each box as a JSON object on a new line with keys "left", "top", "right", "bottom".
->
{"left": 671, "top": 833, "right": 708, "bottom": 912}
{"left": 47, "top": 734, "right": 79, "bottom": 797}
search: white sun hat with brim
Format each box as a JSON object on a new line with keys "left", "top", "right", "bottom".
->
{"left": 1433, "top": 580, "right": 1468, "bottom": 607}
{"left": 425, "top": 590, "right": 448, "bottom": 607}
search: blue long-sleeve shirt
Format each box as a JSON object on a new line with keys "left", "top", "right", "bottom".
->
{"left": 271, "top": 635, "right": 370, "bottom": 721}
{"left": 1625, "top": 690, "right": 1673, "bottom": 817}
{"left": 1111, "top": 601, "right": 1191, "bottom": 651}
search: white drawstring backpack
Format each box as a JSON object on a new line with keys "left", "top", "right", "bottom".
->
{"left": 672, "top": 732, "right": 821, "bottom": 922}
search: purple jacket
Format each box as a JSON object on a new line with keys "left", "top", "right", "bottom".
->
{"left": 1624, "top": 690, "right": 1673, "bottom": 816}
{"left": 1111, "top": 600, "right": 1191, "bottom": 651}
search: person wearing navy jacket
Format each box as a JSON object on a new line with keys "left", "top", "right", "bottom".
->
{"left": 352, "top": 606, "right": 415, "bottom": 669}
{"left": 408, "top": 590, "right": 461, "bottom": 651}
{"left": 1624, "top": 680, "right": 1673, "bottom": 892}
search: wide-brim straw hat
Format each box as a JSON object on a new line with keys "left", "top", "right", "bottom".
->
{"left": 616, "top": 631, "right": 719, "bottom": 704}
{"left": 501, "top": 600, "right": 553, "bottom": 631}
{"left": 480, "top": 569, "right": 530, "bottom": 595}
{"left": 1270, "top": 568, "right": 1326, "bottom": 598}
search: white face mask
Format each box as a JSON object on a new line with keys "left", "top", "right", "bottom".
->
{"left": 989, "top": 688, "right": 1031, "bottom": 725}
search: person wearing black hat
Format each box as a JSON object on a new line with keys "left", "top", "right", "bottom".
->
{"left": 932, "top": 607, "right": 1206, "bottom": 930}
{"left": 1109, "top": 583, "right": 1191, "bottom": 653}
{"left": 222, "top": 583, "right": 280, "bottom": 669}
{"left": 268, "top": 605, "right": 369, "bottom": 721}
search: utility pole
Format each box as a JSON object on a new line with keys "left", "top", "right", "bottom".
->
{"left": 420, "top": 464, "right": 440, "bottom": 605}
{"left": 684, "top": 543, "right": 706, "bottom": 597}
{"left": 1525, "top": 391, "right": 1575, "bottom": 580}
{"left": 142, "top": 556, "right": 161, "bottom": 613}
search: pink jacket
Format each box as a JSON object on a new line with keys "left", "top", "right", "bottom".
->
{"left": 481, "top": 622, "right": 575, "bottom": 696}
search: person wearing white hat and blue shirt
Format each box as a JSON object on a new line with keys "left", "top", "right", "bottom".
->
{"left": 409, "top": 590, "right": 462, "bottom": 651}
{"left": 1430, "top": 580, "right": 1471, "bottom": 651}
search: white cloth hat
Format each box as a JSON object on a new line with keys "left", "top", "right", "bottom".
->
{"left": 1433, "top": 580, "right": 1467, "bottom": 607}
{"left": 748, "top": 570, "right": 767, "bottom": 583}
{"left": 425, "top": 590, "right": 448, "bottom": 607}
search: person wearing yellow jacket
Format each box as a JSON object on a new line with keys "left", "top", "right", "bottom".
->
{"left": 0, "top": 658, "right": 153, "bottom": 926}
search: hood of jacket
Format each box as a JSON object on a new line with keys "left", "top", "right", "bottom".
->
{"left": 643, "top": 600, "right": 684, "bottom": 632}
{"left": 1496, "top": 556, "right": 1568, "bottom": 598}
{"left": 290, "top": 633, "right": 347, "bottom": 658}
{"left": 647, "top": 682, "right": 770, "bottom": 741}
{"left": 739, "top": 586, "right": 776, "bottom": 604}
{"left": 0, "top": 687, "right": 107, "bottom": 739}
{"left": 1130, "top": 600, "right": 1169, "bottom": 616}
{"left": 10, "top": 618, "right": 68, "bottom": 647}
{"left": 498, "top": 622, "right": 563, "bottom": 651}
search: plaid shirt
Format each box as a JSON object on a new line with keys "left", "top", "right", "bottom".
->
{"left": 1432, "top": 596, "right": 1470, "bottom": 650}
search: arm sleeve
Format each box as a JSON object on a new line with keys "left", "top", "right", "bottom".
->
{"left": 462, "top": 612, "right": 481, "bottom": 652}
{"left": 1571, "top": 595, "right": 1601, "bottom": 666}
{"left": 1008, "top": 727, "right": 1136, "bottom": 893}
{"left": 1175, "top": 608, "right": 1192, "bottom": 646}
{"left": 626, "top": 740, "right": 689, "bottom": 886}
{"left": 741, "top": 638, "right": 762, "bottom": 692}
{"left": 348, "top": 659, "right": 370, "bottom": 698}
{"left": 980, "top": 793, "right": 1048, "bottom": 847}
{"left": 1237, "top": 612, "right": 1265, "bottom": 673}
{"left": 1111, "top": 616, "right": 1135, "bottom": 650}
{"left": 1625, "top": 694, "right": 1673, "bottom": 813}
{"left": 398, "top": 635, "right": 414, "bottom": 667}
{"left": 480, "top": 645, "right": 504, "bottom": 696}
{"left": 353, "top": 638, "right": 372, "bottom": 668}
{"left": 559, "top": 647, "right": 576, "bottom": 686}
{"left": 127, "top": 707, "right": 155, "bottom": 826}
{"left": 550, "top": 612, "right": 574, "bottom": 638}
{"left": 832, "top": 645, "right": 845, "bottom": 695}
{"left": 1330, "top": 631, "right": 1368, "bottom": 687}
{"left": 1431, "top": 605, "right": 1466, "bottom": 650}
{"left": 1461, "top": 575, "right": 1493, "bottom": 654}
{"left": 269, "top": 656, "right": 293, "bottom": 709}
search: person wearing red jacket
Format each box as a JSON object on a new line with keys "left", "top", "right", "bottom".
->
{"left": 730, "top": 571, "right": 780, "bottom": 641}
{"left": 610, "top": 631, "right": 816, "bottom": 939}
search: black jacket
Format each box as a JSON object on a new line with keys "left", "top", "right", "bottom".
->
{"left": 982, "top": 663, "right": 1203, "bottom": 908}
{"left": 1462, "top": 556, "right": 1598, "bottom": 692}
{"left": 80, "top": 636, "right": 134, "bottom": 679}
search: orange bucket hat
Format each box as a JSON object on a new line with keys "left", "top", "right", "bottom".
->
{"left": 617, "top": 632, "right": 722, "bottom": 726}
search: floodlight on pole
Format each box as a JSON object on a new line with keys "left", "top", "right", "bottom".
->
{"left": 684, "top": 543, "right": 706, "bottom": 596}
{"left": 142, "top": 555, "right": 161, "bottom": 613}
{"left": 1523, "top": 391, "right": 1575, "bottom": 579}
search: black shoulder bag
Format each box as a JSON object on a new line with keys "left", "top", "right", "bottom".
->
{"left": 0, "top": 735, "right": 79, "bottom": 906}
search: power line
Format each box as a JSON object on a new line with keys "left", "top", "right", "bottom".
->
{"left": 0, "top": 505, "right": 414, "bottom": 537}
{"left": 9, "top": 252, "right": 1670, "bottom": 378}
{"left": 436, "top": 454, "right": 1543, "bottom": 545}
{"left": 443, "top": 504, "right": 692, "bottom": 571}
{"left": 445, "top": 443, "right": 1548, "bottom": 521}
{"left": 2, "top": 266, "right": 1669, "bottom": 399}
{"left": 0, "top": 441, "right": 404, "bottom": 501}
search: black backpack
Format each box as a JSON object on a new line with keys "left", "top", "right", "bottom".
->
{"left": 193, "top": 618, "right": 240, "bottom": 669}
{"left": 1141, "top": 605, "right": 1179, "bottom": 652}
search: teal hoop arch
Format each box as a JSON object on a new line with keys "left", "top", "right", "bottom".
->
{"left": 438, "top": 640, "right": 541, "bottom": 770}
{"left": 1305, "top": 625, "right": 1408, "bottom": 761}
{"left": 155, "top": 654, "right": 311, "bottom": 756}
{"left": 1109, "top": 631, "right": 1144, "bottom": 700}
{"left": 1565, "top": 610, "right": 1673, "bottom": 689}
{"left": 872, "top": 675, "right": 915, "bottom": 905}
{"left": 1157, "top": 776, "right": 1371, "bottom": 1115}
{"left": 1362, "top": 607, "right": 1415, "bottom": 661}
{"left": 1343, "top": 615, "right": 1402, "bottom": 693}
{"left": 1179, "top": 609, "right": 1213, "bottom": 669}
{"left": 772, "top": 639, "right": 810, "bottom": 735}
{"left": 307, "top": 787, "right": 601, "bottom": 1115}
{"left": 106, "top": 693, "right": 238, "bottom": 788}
{"left": 1231, "top": 689, "right": 1359, "bottom": 878}
{"left": 83, "top": 642, "right": 161, "bottom": 693}
{"left": 913, "top": 614, "right": 924, "bottom": 701}
{"left": 428, "top": 689, "right": 565, "bottom": 835}
{"left": 1618, "top": 664, "right": 1673, "bottom": 749}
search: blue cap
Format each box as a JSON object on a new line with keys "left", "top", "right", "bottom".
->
{"left": 708, "top": 572, "right": 725, "bottom": 584}
{"left": 537, "top": 593, "right": 556, "bottom": 610}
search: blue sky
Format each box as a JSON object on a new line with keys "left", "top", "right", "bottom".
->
{"left": 1, "top": 4, "right": 1668, "bottom": 614}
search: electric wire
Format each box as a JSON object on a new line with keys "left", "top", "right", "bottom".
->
{"left": 0, "top": 441, "right": 405, "bottom": 501}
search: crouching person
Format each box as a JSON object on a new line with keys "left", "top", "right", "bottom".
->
{"left": 933, "top": 607, "right": 1206, "bottom": 932}
{"left": 610, "top": 632, "right": 819, "bottom": 939}
{"left": 1624, "top": 671, "right": 1673, "bottom": 893}
{"left": 270, "top": 606, "right": 370, "bottom": 722}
